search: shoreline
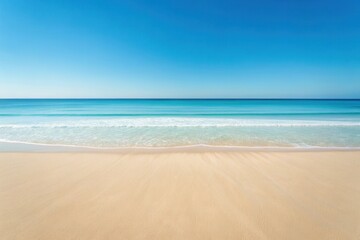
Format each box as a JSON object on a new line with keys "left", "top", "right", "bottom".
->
{"left": 1, "top": 141, "right": 360, "bottom": 153}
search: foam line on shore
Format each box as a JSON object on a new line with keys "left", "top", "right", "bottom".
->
{"left": 1, "top": 139, "right": 360, "bottom": 152}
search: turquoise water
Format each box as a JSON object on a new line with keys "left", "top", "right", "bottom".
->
{"left": 0, "top": 99, "right": 359, "bottom": 149}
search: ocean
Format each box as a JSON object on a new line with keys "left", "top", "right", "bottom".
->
{"left": 0, "top": 99, "right": 359, "bottom": 150}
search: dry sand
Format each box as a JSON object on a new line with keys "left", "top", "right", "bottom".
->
{"left": 0, "top": 151, "right": 359, "bottom": 240}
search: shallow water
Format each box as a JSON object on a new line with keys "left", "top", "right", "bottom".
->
{"left": 0, "top": 99, "right": 359, "bottom": 149}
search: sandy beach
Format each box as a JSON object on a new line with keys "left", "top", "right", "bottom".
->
{"left": 0, "top": 150, "right": 359, "bottom": 240}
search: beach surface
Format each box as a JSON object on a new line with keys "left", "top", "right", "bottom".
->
{"left": 1, "top": 151, "right": 359, "bottom": 240}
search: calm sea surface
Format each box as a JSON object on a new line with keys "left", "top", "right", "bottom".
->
{"left": 0, "top": 99, "right": 359, "bottom": 149}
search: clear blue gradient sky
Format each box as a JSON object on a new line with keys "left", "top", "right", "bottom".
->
{"left": 0, "top": 0, "right": 359, "bottom": 98}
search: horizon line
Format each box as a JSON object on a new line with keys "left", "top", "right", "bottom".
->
{"left": 0, "top": 98, "right": 359, "bottom": 100}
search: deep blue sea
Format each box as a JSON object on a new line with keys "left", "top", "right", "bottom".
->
{"left": 0, "top": 99, "right": 359, "bottom": 149}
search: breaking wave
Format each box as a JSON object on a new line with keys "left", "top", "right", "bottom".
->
{"left": 0, "top": 118, "right": 359, "bottom": 128}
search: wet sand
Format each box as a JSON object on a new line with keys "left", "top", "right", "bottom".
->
{"left": 1, "top": 151, "right": 359, "bottom": 239}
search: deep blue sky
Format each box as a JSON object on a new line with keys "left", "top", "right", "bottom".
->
{"left": 0, "top": 0, "right": 359, "bottom": 98}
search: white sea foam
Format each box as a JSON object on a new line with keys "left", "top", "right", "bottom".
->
{"left": 0, "top": 118, "right": 359, "bottom": 128}
{"left": 1, "top": 139, "right": 360, "bottom": 151}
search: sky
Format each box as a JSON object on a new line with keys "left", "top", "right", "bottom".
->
{"left": 0, "top": 0, "right": 359, "bottom": 98}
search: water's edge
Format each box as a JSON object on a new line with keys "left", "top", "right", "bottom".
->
{"left": 1, "top": 140, "right": 360, "bottom": 153}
